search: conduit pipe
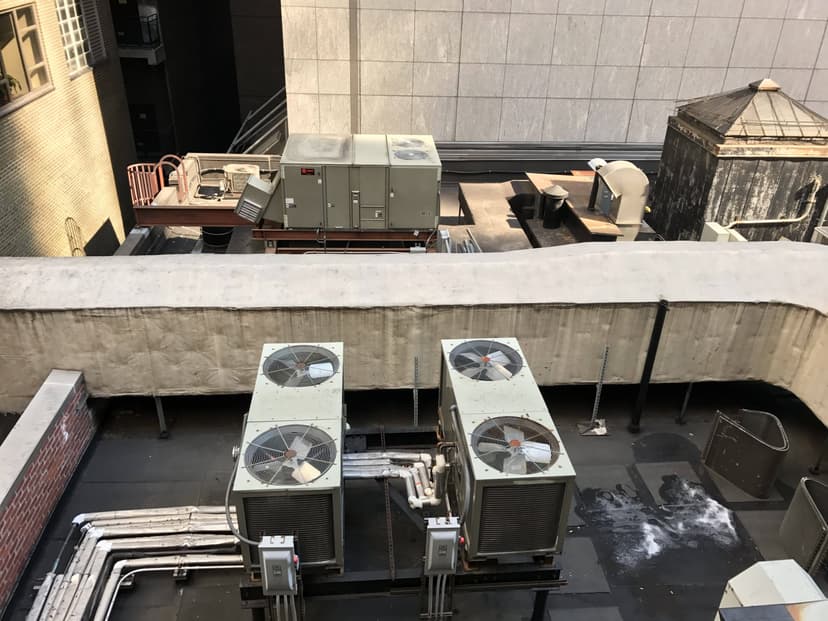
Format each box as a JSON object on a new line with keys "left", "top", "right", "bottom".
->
{"left": 343, "top": 451, "right": 433, "bottom": 468}
{"left": 94, "top": 554, "right": 243, "bottom": 621}
{"left": 726, "top": 173, "right": 822, "bottom": 229}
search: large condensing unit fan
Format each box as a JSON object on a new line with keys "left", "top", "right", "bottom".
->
{"left": 449, "top": 339, "right": 523, "bottom": 382}
{"left": 245, "top": 424, "right": 337, "bottom": 485}
{"left": 262, "top": 345, "right": 339, "bottom": 387}
{"left": 471, "top": 417, "right": 560, "bottom": 475}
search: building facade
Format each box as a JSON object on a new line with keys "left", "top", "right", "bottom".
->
{"left": 280, "top": 0, "right": 828, "bottom": 142}
{"left": 0, "top": 0, "right": 135, "bottom": 256}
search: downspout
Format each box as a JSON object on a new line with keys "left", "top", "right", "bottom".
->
{"left": 629, "top": 299, "right": 670, "bottom": 433}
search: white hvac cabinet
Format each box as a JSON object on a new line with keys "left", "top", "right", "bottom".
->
{"left": 233, "top": 342, "right": 345, "bottom": 572}
{"left": 438, "top": 338, "right": 576, "bottom": 561}
{"left": 715, "top": 560, "right": 827, "bottom": 620}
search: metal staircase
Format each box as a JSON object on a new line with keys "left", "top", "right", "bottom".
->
{"left": 228, "top": 88, "right": 288, "bottom": 155}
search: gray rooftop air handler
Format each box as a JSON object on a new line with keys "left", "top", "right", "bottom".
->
{"left": 779, "top": 477, "right": 828, "bottom": 575}
{"left": 702, "top": 409, "right": 789, "bottom": 499}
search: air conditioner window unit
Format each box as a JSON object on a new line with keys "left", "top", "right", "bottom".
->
{"left": 233, "top": 342, "right": 345, "bottom": 572}
{"left": 439, "top": 338, "right": 547, "bottom": 425}
{"left": 453, "top": 411, "right": 576, "bottom": 559}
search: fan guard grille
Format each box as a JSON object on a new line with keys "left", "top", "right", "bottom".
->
{"left": 244, "top": 424, "right": 336, "bottom": 485}
{"left": 471, "top": 417, "right": 560, "bottom": 474}
{"left": 449, "top": 340, "right": 523, "bottom": 381}
{"left": 262, "top": 345, "right": 339, "bottom": 387}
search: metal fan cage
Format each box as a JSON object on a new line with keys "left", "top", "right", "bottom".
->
{"left": 449, "top": 340, "right": 523, "bottom": 381}
{"left": 244, "top": 424, "right": 336, "bottom": 485}
{"left": 471, "top": 417, "right": 560, "bottom": 474}
{"left": 262, "top": 345, "right": 340, "bottom": 387}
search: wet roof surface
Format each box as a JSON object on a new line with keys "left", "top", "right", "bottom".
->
{"left": 7, "top": 383, "right": 828, "bottom": 620}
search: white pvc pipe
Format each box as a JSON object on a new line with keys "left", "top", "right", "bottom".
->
{"left": 343, "top": 451, "right": 433, "bottom": 468}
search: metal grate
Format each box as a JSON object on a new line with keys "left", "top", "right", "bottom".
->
{"left": 244, "top": 494, "right": 336, "bottom": 565}
{"left": 779, "top": 478, "right": 828, "bottom": 575}
{"left": 477, "top": 483, "right": 565, "bottom": 555}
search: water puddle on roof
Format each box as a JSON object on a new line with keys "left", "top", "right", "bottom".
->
{"left": 578, "top": 475, "right": 739, "bottom": 569}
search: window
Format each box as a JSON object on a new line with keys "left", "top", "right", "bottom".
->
{"left": 0, "top": 5, "right": 49, "bottom": 107}
{"left": 55, "top": 0, "right": 106, "bottom": 74}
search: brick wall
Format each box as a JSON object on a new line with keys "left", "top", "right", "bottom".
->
{"left": 0, "top": 0, "right": 135, "bottom": 256}
{"left": 0, "top": 370, "right": 96, "bottom": 616}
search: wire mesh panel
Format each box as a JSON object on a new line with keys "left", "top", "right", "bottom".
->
{"left": 702, "top": 409, "right": 789, "bottom": 499}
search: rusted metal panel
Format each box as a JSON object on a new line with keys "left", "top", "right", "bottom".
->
{"left": 134, "top": 207, "right": 251, "bottom": 226}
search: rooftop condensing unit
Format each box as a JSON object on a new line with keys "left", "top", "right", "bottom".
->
{"left": 233, "top": 343, "right": 345, "bottom": 572}
{"left": 439, "top": 338, "right": 576, "bottom": 560}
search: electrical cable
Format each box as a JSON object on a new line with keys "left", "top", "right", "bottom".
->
{"left": 225, "top": 412, "right": 259, "bottom": 546}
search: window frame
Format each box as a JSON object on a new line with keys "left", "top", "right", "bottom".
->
{"left": 0, "top": 3, "right": 52, "bottom": 116}
{"left": 55, "top": 0, "right": 106, "bottom": 77}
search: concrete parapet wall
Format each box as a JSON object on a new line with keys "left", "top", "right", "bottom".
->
{"left": 0, "top": 243, "right": 825, "bottom": 424}
{"left": 0, "top": 370, "right": 95, "bottom": 615}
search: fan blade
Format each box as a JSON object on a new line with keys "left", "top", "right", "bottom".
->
{"left": 487, "top": 350, "right": 510, "bottom": 364}
{"left": 503, "top": 425, "right": 525, "bottom": 443}
{"left": 307, "top": 361, "right": 334, "bottom": 379}
{"left": 503, "top": 453, "right": 527, "bottom": 475}
{"left": 522, "top": 441, "right": 553, "bottom": 464}
{"left": 461, "top": 366, "right": 483, "bottom": 379}
{"left": 285, "top": 371, "right": 304, "bottom": 387}
{"left": 477, "top": 441, "right": 509, "bottom": 453}
{"left": 289, "top": 436, "right": 312, "bottom": 460}
{"left": 291, "top": 461, "right": 321, "bottom": 484}
{"left": 251, "top": 457, "right": 283, "bottom": 473}
{"left": 458, "top": 353, "right": 483, "bottom": 363}
{"left": 488, "top": 361, "right": 513, "bottom": 380}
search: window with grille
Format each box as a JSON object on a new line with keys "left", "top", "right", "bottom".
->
{"left": 0, "top": 5, "right": 50, "bottom": 109}
{"left": 55, "top": 0, "right": 106, "bottom": 74}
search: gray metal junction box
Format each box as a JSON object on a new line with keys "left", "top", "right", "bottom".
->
{"left": 278, "top": 133, "right": 441, "bottom": 231}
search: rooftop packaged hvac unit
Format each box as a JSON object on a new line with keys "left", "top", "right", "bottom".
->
{"left": 233, "top": 342, "right": 345, "bottom": 572}
{"left": 450, "top": 412, "right": 575, "bottom": 559}
{"left": 276, "top": 133, "right": 441, "bottom": 231}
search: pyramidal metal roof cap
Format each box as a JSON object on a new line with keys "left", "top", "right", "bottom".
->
{"left": 677, "top": 80, "right": 828, "bottom": 140}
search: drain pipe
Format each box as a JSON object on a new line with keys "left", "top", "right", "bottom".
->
{"left": 343, "top": 466, "right": 441, "bottom": 508}
{"left": 629, "top": 299, "right": 669, "bottom": 434}
{"left": 726, "top": 173, "right": 822, "bottom": 230}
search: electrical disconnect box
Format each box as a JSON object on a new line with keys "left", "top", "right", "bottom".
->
{"left": 259, "top": 536, "right": 298, "bottom": 596}
{"left": 424, "top": 517, "right": 460, "bottom": 575}
{"left": 273, "top": 133, "right": 441, "bottom": 231}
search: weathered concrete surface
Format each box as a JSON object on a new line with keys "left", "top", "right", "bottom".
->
{"left": 0, "top": 243, "right": 825, "bottom": 425}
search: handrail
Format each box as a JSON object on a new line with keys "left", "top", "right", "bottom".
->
{"left": 228, "top": 87, "right": 288, "bottom": 154}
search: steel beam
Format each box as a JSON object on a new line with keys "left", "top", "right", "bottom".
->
{"left": 134, "top": 207, "right": 250, "bottom": 227}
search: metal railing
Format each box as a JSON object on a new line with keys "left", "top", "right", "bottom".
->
{"left": 228, "top": 87, "right": 287, "bottom": 154}
{"left": 115, "top": 13, "right": 161, "bottom": 47}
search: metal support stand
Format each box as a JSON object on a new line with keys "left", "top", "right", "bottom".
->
{"left": 579, "top": 346, "right": 609, "bottom": 436}
{"left": 413, "top": 356, "right": 420, "bottom": 427}
{"left": 530, "top": 589, "right": 549, "bottom": 621}
{"left": 629, "top": 299, "right": 669, "bottom": 434}
{"left": 676, "top": 382, "right": 693, "bottom": 425}
{"left": 153, "top": 396, "right": 169, "bottom": 439}
{"left": 809, "top": 434, "right": 828, "bottom": 475}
